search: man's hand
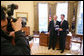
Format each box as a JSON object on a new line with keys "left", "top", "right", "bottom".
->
{"left": 30, "top": 42, "right": 33, "bottom": 49}
{"left": 48, "top": 32, "right": 50, "bottom": 34}
{"left": 59, "top": 28, "right": 63, "bottom": 31}
{"left": 11, "top": 18, "right": 22, "bottom": 32}
{"left": 9, "top": 31, "right": 15, "bottom": 37}
{"left": 9, "top": 31, "right": 16, "bottom": 46}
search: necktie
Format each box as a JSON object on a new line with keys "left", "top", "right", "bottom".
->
{"left": 54, "top": 21, "right": 56, "bottom": 27}
{"left": 61, "top": 21, "right": 63, "bottom": 25}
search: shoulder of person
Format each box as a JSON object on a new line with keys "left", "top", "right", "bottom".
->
{"left": 64, "top": 20, "right": 68, "bottom": 22}
{"left": 64, "top": 20, "right": 68, "bottom": 24}
{"left": 1, "top": 36, "right": 6, "bottom": 42}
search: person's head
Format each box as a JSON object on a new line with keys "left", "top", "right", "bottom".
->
{"left": 61, "top": 14, "right": 65, "bottom": 21}
{"left": 53, "top": 15, "right": 57, "bottom": 21}
{"left": 1, "top": 6, "right": 8, "bottom": 32}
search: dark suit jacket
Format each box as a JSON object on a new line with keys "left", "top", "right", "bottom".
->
{"left": 48, "top": 20, "right": 60, "bottom": 37}
{"left": 1, "top": 30, "right": 31, "bottom": 55}
{"left": 59, "top": 20, "right": 69, "bottom": 36}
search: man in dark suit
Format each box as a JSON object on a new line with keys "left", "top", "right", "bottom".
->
{"left": 48, "top": 15, "right": 60, "bottom": 50}
{"left": 57, "top": 14, "right": 69, "bottom": 53}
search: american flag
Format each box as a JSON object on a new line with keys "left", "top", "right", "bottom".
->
{"left": 49, "top": 8, "right": 52, "bottom": 22}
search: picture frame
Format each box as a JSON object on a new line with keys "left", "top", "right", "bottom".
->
{"left": 16, "top": 12, "right": 28, "bottom": 27}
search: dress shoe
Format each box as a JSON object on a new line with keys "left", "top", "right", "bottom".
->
{"left": 60, "top": 50, "right": 64, "bottom": 53}
{"left": 52, "top": 48, "right": 55, "bottom": 50}
{"left": 57, "top": 49, "right": 61, "bottom": 50}
{"left": 48, "top": 47, "right": 51, "bottom": 50}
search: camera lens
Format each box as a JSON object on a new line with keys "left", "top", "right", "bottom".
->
{"left": 12, "top": 19, "right": 17, "bottom": 22}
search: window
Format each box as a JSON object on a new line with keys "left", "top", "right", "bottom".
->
{"left": 56, "top": 2, "right": 68, "bottom": 22}
{"left": 76, "top": 1, "right": 83, "bottom": 35}
{"left": 38, "top": 3, "right": 48, "bottom": 33}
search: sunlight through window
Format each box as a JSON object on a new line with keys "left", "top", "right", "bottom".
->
{"left": 56, "top": 2, "right": 68, "bottom": 22}
{"left": 76, "top": 1, "right": 83, "bottom": 35}
{"left": 38, "top": 3, "right": 48, "bottom": 33}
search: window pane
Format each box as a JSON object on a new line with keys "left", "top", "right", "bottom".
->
{"left": 38, "top": 3, "right": 48, "bottom": 33}
{"left": 76, "top": 1, "right": 83, "bottom": 35}
{"left": 56, "top": 2, "right": 68, "bottom": 22}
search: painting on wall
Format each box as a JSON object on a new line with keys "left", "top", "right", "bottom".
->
{"left": 16, "top": 12, "right": 28, "bottom": 27}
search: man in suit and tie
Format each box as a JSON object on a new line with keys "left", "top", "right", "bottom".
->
{"left": 48, "top": 15, "right": 60, "bottom": 50}
{"left": 57, "top": 14, "right": 69, "bottom": 53}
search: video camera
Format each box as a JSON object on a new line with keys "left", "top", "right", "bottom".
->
{"left": 7, "top": 4, "right": 18, "bottom": 32}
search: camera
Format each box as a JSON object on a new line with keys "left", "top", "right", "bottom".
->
{"left": 7, "top": 4, "right": 18, "bottom": 32}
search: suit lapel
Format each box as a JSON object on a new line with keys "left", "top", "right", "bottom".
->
{"left": 60, "top": 20, "right": 65, "bottom": 26}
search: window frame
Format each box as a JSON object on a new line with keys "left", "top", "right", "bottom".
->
{"left": 38, "top": 3, "right": 49, "bottom": 32}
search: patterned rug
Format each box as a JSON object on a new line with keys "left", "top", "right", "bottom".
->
{"left": 33, "top": 53, "right": 53, "bottom": 55}
{"left": 30, "top": 38, "right": 80, "bottom": 55}
{"left": 31, "top": 43, "right": 73, "bottom": 55}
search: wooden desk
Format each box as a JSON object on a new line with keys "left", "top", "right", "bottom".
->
{"left": 39, "top": 33, "right": 71, "bottom": 50}
{"left": 39, "top": 33, "right": 49, "bottom": 46}
{"left": 65, "top": 35, "right": 71, "bottom": 50}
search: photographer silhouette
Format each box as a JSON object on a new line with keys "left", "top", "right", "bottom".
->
{"left": 1, "top": 5, "right": 30, "bottom": 55}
